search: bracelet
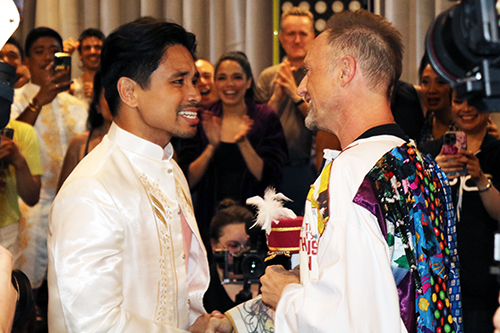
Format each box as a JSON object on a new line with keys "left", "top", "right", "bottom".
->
{"left": 478, "top": 178, "right": 492, "bottom": 193}
{"left": 294, "top": 98, "right": 305, "bottom": 107}
{"left": 27, "top": 98, "right": 42, "bottom": 113}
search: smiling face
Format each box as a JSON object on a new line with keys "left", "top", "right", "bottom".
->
{"left": 451, "top": 90, "right": 489, "bottom": 135}
{"left": 79, "top": 36, "right": 103, "bottom": 71}
{"left": 420, "top": 64, "right": 451, "bottom": 115}
{"left": 26, "top": 36, "right": 62, "bottom": 84}
{"left": 0, "top": 43, "right": 22, "bottom": 68}
{"left": 212, "top": 223, "right": 250, "bottom": 265}
{"left": 195, "top": 59, "right": 217, "bottom": 105}
{"left": 279, "top": 15, "right": 315, "bottom": 63}
{"left": 214, "top": 60, "right": 252, "bottom": 107}
{"left": 129, "top": 44, "right": 201, "bottom": 146}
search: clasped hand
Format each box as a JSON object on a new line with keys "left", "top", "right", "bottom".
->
{"left": 270, "top": 61, "right": 299, "bottom": 103}
{"left": 435, "top": 149, "right": 484, "bottom": 182}
{"left": 202, "top": 111, "right": 254, "bottom": 146}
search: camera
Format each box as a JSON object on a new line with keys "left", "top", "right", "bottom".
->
{"left": 426, "top": 0, "right": 500, "bottom": 112}
{"left": 213, "top": 224, "right": 270, "bottom": 304}
{"left": 0, "top": 61, "right": 16, "bottom": 129}
{"left": 213, "top": 222, "right": 268, "bottom": 285}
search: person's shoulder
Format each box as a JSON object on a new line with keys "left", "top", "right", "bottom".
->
{"left": 8, "top": 119, "right": 34, "bottom": 133}
{"left": 57, "top": 91, "right": 87, "bottom": 109}
{"left": 259, "top": 64, "right": 281, "bottom": 78}
{"left": 67, "top": 132, "right": 89, "bottom": 152}
{"left": 336, "top": 136, "right": 405, "bottom": 168}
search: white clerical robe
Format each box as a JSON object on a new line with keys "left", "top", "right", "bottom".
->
{"left": 275, "top": 135, "right": 408, "bottom": 332}
{"left": 48, "top": 123, "right": 209, "bottom": 332}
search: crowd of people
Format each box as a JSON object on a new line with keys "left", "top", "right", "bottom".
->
{"left": 0, "top": 5, "right": 499, "bottom": 333}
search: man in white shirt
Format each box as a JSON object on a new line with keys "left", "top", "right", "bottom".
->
{"left": 208, "top": 10, "right": 462, "bottom": 333}
{"left": 48, "top": 19, "right": 213, "bottom": 332}
{"left": 11, "top": 27, "right": 87, "bottom": 289}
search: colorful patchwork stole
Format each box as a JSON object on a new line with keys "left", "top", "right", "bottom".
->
{"left": 356, "top": 143, "right": 463, "bottom": 333}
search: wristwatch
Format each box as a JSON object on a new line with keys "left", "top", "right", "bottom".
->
{"left": 294, "top": 98, "right": 305, "bottom": 107}
{"left": 478, "top": 178, "right": 492, "bottom": 193}
{"left": 27, "top": 98, "right": 42, "bottom": 113}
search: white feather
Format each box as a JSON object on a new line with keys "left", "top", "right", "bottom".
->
{"left": 246, "top": 187, "right": 297, "bottom": 234}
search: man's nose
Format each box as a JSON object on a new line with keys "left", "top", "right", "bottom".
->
{"left": 297, "top": 76, "right": 308, "bottom": 97}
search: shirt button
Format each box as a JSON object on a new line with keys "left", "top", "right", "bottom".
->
{"left": 167, "top": 168, "right": 173, "bottom": 173}
{"left": 177, "top": 210, "right": 181, "bottom": 215}
{"left": 187, "top": 299, "right": 190, "bottom": 305}
{"left": 182, "top": 254, "right": 186, "bottom": 259}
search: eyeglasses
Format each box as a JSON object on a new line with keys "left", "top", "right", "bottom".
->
{"left": 222, "top": 240, "right": 251, "bottom": 257}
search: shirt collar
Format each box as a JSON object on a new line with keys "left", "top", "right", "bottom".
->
{"left": 107, "top": 122, "right": 173, "bottom": 161}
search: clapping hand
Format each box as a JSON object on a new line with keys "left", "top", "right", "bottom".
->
{"left": 234, "top": 116, "right": 254, "bottom": 143}
{"left": 202, "top": 111, "right": 222, "bottom": 148}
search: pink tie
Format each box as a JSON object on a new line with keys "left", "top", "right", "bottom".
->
{"left": 179, "top": 207, "right": 192, "bottom": 271}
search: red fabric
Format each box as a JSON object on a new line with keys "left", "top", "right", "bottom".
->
{"left": 268, "top": 217, "right": 303, "bottom": 254}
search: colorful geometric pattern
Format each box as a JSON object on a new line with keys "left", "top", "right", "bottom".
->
{"left": 365, "top": 143, "right": 463, "bottom": 333}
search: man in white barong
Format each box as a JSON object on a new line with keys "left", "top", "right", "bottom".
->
{"left": 207, "top": 9, "right": 462, "bottom": 333}
{"left": 48, "top": 19, "right": 215, "bottom": 332}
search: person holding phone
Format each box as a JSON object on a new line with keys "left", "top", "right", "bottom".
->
{"left": 421, "top": 90, "right": 500, "bottom": 333}
{"left": 10, "top": 27, "right": 87, "bottom": 290}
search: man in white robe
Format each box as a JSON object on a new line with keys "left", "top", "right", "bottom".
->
{"left": 48, "top": 19, "right": 214, "bottom": 332}
{"left": 207, "top": 10, "right": 462, "bottom": 333}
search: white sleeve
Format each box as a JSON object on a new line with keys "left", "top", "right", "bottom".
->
{"left": 275, "top": 199, "right": 407, "bottom": 333}
{"left": 48, "top": 178, "right": 188, "bottom": 333}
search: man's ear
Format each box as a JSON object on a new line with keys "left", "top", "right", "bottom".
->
{"left": 117, "top": 77, "right": 139, "bottom": 108}
{"left": 339, "top": 55, "right": 356, "bottom": 87}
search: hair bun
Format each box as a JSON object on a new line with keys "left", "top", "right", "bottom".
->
{"left": 217, "top": 198, "right": 237, "bottom": 211}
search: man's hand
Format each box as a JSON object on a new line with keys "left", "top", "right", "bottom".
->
{"left": 260, "top": 265, "right": 300, "bottom": 310}
{"left": 275, "top": 61, "right": 299, "bottom": 100}
{"left": 204, "top": 311, "right": 233, "bottom": 333}
{"left": 34, "top": 62, "right": 72, "bottom": 107}
{"left": 83, "top": 81, "right": 94, "bottom": 98}
{"left": 188, "top": 313, "right": 211, "bottom": 333}
{"left": 0, "top": 135, "right": 23, "bottom": 170}
{"left": 63, "top": 38, "right": 79, "bottom": 55}
{"left": 15, "top": 64, "right": 30, "bottom": 89}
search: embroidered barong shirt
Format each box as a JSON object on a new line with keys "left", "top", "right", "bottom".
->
{"left": 276, "top": 131, "right": 462, "bottom": 333}
{"left": 48, "top": 123, "right": 209, "bottom": 332}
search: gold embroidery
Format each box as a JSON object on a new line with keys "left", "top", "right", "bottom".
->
{"left": 138, "top": 173, "right": 179, "bottom": 327}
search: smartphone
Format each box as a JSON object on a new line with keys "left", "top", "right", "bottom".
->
{"left": 53, "top": 52, "right": 71, "bottom": 90}
{"left": 442, "top": 131, "right": 467, "bottom": 177}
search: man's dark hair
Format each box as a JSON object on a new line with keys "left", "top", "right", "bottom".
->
{"left": 100, "top": 17, "right": 197, "bottom": 116}
{"left": 25, "top": 27, "right": 63, "bottom": 58}
{"left": 77, "top": 28, "right": 105, "bottom": 53}
{"left": 87, "top": 69, "right": 105, "bottom": 130}
{"left": 214, "top": 51, "right": 256, "bottom": 99}
{"left": 6, "top": 37, "right": 24, "bottom": 60}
